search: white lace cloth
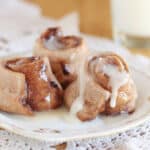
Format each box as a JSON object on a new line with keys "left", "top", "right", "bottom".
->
{"left": 0, "top": 0, "right": 150, "bottom": 150}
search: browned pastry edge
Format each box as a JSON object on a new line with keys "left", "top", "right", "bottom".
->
{"left": 40, "top": 27, "right": 62, "bottom": 40}
{"left": 6, "top": 56, "right": 63, "bottom": 111}
{"left": 40, "top": 27, "right": 82, "bottom": 49}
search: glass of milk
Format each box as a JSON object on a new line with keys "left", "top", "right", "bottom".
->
{"left": 111, "top": 0, "right": 150, "bottom": 48}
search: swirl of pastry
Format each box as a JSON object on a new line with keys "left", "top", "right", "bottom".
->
{"left": 88, "top": 53, "right": 137, "bottom": 114}
{"left": 6, "top": 56, "right": 63, "bottom": 111}
{"left": 34, "top": 27, "right": 88, "bottom": 88}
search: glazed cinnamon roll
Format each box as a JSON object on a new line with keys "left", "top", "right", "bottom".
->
{"left": 34, "top": 27, "right": 88, "bottom": 88}
{"left": 5, "top": 56, "right": 63, "bottom": 112}
{"left": 88, "top": 53, "right": 137, "bottom": 115}
{"left": 64, "top": 52, "right": 137, "bottom": 121}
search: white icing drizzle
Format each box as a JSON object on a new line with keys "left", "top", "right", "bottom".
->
{"left": 39, "top": 64, "right": 48, "bottom": 81}
{"left": 70, "top": 51, "right": 88, "bottom": 115}
{"left": 45, "top": 94, "right": 51, "bottom": 103}
{"left": 102, "top": 64, "right": 129, "bottom": 108}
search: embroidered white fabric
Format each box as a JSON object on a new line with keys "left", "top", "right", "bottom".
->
{"left": 0, "top": 0, "right": 150, "bottom": 150}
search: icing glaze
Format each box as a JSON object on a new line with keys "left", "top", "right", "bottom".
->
{"left": 44, "top": 36, "right": 63, "bottom": 50}
{"left": 70, "top": 51, "right": 88, "bottom": 115}
{"left": 102, "top": 64, "right": 129, "bottom": 107}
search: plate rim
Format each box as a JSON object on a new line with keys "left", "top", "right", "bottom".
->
{"left": 0, "top": 111, "right": 150, "bottom": 143}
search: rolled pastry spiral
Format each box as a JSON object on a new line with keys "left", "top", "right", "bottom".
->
{"left": 34, "top": 27, "right": 88, "bottom": 88}
{"left": 64, "top": 53, "right": 137, "bottom": 121}
{"left": 88, "top": 53, "right": 137, "bottom": 115}
{"left": 5, "top": 56, "right": 63, "bottom": 113}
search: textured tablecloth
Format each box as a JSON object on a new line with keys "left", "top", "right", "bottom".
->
{"left": 0, "top": 0, "right": 150, "bottom": 149}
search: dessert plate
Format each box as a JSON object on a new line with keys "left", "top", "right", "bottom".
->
{"left": 0, "top": 36, "right": 150, "bottom": 142}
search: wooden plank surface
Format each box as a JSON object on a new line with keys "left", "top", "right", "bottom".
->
{"left": 29, "top": 0, "right": 112, "bottom": 37}
{"left": 29, "top": 0, "right": 77, "bottom": 18}
{"left": 79, "top": 0, "right": 112, "bottom": 37}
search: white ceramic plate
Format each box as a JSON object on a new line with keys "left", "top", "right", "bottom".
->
{"left": 0, "top": 36, "right": 150, "bottom": 143}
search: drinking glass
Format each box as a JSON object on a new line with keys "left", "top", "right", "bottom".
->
{"left": 111, "top": 0, "right": 150, "bottom": 48}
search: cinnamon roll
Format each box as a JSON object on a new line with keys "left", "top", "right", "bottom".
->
{"left": 34, "top": 27, "right": 88, "bottom": 88}
{"left": 5, "top": 56, "right": 63, "bottom": 112}
{"left": 88, "top": 53, "right": 137, "bottom": 115}
{"left": 64, "top": 52, "right": 137, "bottom": 121}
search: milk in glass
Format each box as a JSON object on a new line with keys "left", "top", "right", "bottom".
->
{"left": 111, "top": 0, "right": 150, "bottom": 48}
